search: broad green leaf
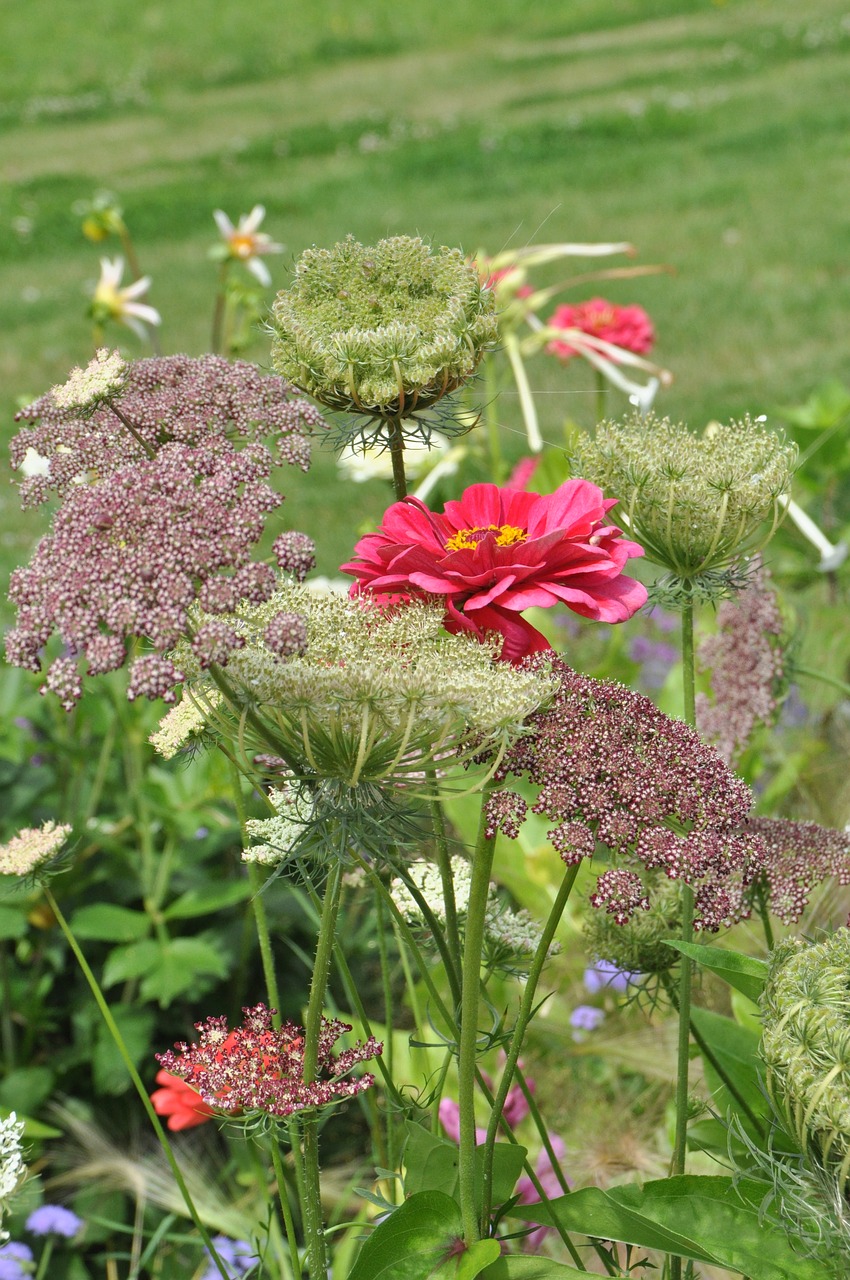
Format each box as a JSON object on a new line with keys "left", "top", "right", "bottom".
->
{"left": 102, "top": 939, "right": 161, "bottom": 988}
{"left": 403, "top": 1122, "right": 527, "bottom": 1211}
{"left": 70, "top": 902, "right": 151, "bottom": 942}
{"left": 0, "top": 1066, "right": 54, "bottom": 1115}
{"left": 0, "top": 904, "right": 27, "bottom": 940}
{"left": 163, "top": 879, "right": 253, "bottom": 920}
{"left": 506, "top": 1175, "right": 824, "bottom": 1280}
{"left": 139, "top": 936, "right": 229, "bottom": 1007}
{"left": 93, "top": 1005, "right": 155, "bottom": 1095}
{"left": 348, "top": 1190, "right": 498, "bottom": 1280}
{"left": 689, "top": 1007, "right": 768, "bottom": 1132}
{"left": 662, "top": 940, "right": 767, "bottom": 1002}
{"left": 481, "top": 1259, "right": 589, "bottom": 1279}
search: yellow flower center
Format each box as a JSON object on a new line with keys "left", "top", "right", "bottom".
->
{"left": 230, "top": 233, "right": 257, "bottom": 259}
{"left": 444, "top": 523, "right": 527, "bottom": 553}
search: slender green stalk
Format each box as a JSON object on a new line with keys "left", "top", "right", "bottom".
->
{"left": 387, "top": 415, "right": 408, "bottom": 500}
{"left": 211, "top": 261, "right": 230, "bottom": 354}
{"left": 792, "top": 662, "right": 850, "bottom": 698}
{"left": 484, "top": 357, "right": 505, "bottom": 484}
{"left": 271, "top": 1139, "right": 303, "bottom": 1277}
{"left": 33, "top": 1237, "right": 54, "bottom": 1280}
{"left": 429, "top": 791, "right": 463, "bottom": 975}
{"left": 375, "top": 895, "right": 396, "bottom": 1173}
{"left": 670, "top": 595, "right": 697, "bottom": 1280}
{"left": 45, "top": 889, "right": 231, "bottom": 1280}
{"left": 457, "top": 800, "right": 498, "bottom": 1247}
{"left": 594, "top": 367, "right": 607, "bottom": 424}
{"left": 755, "top": 881, "right": 775, "bottom": 952}
{"left": 479, "top": 865, "right": 580, "bottom": 1230}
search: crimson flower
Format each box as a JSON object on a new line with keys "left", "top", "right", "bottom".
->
{"left": 546, "top": 298, "right": 654, "bottom": 362}
{"left": 150, "top": 1069, "right": 216, "bottom": 1131}
{"left": 340, "top": 480, "right": 647, "bottom": 661}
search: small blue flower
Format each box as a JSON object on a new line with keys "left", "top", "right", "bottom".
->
{"left": 569, "top": 1004, "right": 606, "bottom": 1032}
{"left": 201, "top": 1235, "right": 256, "bottom": 1280}
{"left": 583, "top": 959, "right": 637, "bottom": 995}
{"left": 25, "top": 1204, "right": 83, "bottom": 1238}
{"left": 0, "top": 1242, "right": 34, "bottom": 1280}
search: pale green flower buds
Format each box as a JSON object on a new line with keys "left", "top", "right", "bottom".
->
{"left": 270, "top": 235, "right": 498, "bottom": 419}
{"left": 572, "top": 413, "right": 796, "bottom": 596}
{"left": 583, "top": 873, "right": 681, "bottom": 976}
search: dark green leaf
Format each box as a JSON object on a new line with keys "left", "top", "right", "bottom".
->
{"left": 0, "top": 904, "right": 27, "bottom": 940}
{"left": 70, "top": 903, "right": 151, "bottom": 943}
{"left": 662, "top": 940, "right": 767, "bottom": 1002}
{"left": 481, "top": 1259, "right": 589, "bottom": 1279}
{"left": 93, "top": 1005, "right": 155, "bottom": 1095}
{"left": 0, "top": 1066, "right": 54, "bottom": 1114}
{"left": 403, "top": 1122, "right": 527, "bottom": 1211}
{"left": 163, "top": 879, "right": 254, "bottom": 920}
{"left": 138, "top": 936, "right": 229, "bottom": 1007}
{"left": 348, "top": 1190, "right": 498, "bottom": 1280}
{"left": 690, "top": 1007, "right": 769, "bottom": 1133}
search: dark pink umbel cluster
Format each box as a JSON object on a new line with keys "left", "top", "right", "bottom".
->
{"left": 484, "top": 655, "right": 765, "bottom": 930}
{"left": 11, "top": 354, "right": 322, "bottom": 506}
{"left": 546, "top": 298, "right": 654, "bottom": 363}
{"left": 341, "top": 480, "right": 647, "bottom": 662}
{"left": 156, "top": 1004, "right": 381, "bottom": 1119}
{"left": 746, "top": 817, "right": 850, "bottom": 925}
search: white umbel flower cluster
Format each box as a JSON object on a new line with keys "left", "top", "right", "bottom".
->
{"left": 243, "top": 786, "right": 315, "bottom": 865}
{"left": 51, "top": 348, "right": 128, "bottom": 412}
{"left": 0, "top": 1112, "right": 25, "bottom": 1221}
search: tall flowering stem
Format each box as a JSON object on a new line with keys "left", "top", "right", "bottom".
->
{"left": 44, "top": 890, "right": 231, "bottom": 1280}
{"left": 671, "top": 596, "right": 697, "bottom": 1280}
{"left": 387, "top": 416, "right": 408, "bottom": 500}
{"left": 479, "top": 863, "right": 583, "bottom": 1253}
{"left": 457, "top": 790, "right": 498, "bottom": 1247}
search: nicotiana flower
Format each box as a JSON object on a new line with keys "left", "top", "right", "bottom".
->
{"left": 270, "top": 234, "right": 498, "bottom": 421}
{"left": 483, "top": 655, "right": 765, "bottom": 930}
{"left": 90, "top": 256, "right": 160, "bottom": 340}
{"left": 25, "top": 1205, "right": 82, "bottom": 1238}
{"left": 172, "top": 586, "right": 555, "bottom": 807}
{"left": 0, "top": 821, "right": 71, "bottom": 877}
{"left": 150, "top": 1069, "right": 216, "bottom": 1131}
{"left": 212, "top": 205, "right": 283, "bottom": 287}
{"left": 572, "top": 412, "right": 797, "bottom": 597}
{"left": 760, "top": 930, "right": 850, "bottom": 1196}
{"left": 156, "top": 1004, "right": 381, "bottom": 1120}
{"left": 546, "top": 298, "right": 654, "bottom": 362}
{"left": 696, "top": 559, "right": 786, "bottom": 764}
{"left": 341, "top": 480, "right": 647, "bottom": 662}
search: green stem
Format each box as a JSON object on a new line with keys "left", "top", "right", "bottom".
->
{"left": 387, "top": 415, "right": 408, "bottom": 501}
{"left": 299, "top": 862, "right": 343, "bottom": 1280}
{"left": 271, "top": 1139, "right": 303, "bottom": 1277}
{"left": 375, "top": 895, "right": 396, "bottom": 1174}
{"left": 430, "top": 792, "right": 462, "bottom": 975}
{"left": 457, "top": 800, "right": 498, "bottom": 1247}
{"left": 484, "top": 357, "right": 505, "bottom": 484}
{"left": 33, "top": 1236, "right": 54, "bottom": 1280}
{"left": 594, "top": 367, "right": 607, "bottom": 424}
{"left": 755, "top": 880, "right": 775, "bottom": 951}
{"left": 212, "top": 261, "right": 230, "bottom": 355}
{"left": 792, "top": 663, "right": 850, "bottom": 698}
{"left": 45, "top": 889, "right": 231, "bottom": 1280}
{"left": 670, "top": 595, "right": 697, "bottom": 1280}
{"left": 479, "top": 865, "right": 581, "bottom": 1231}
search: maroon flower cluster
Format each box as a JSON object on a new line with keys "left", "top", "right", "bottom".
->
{"left": 696, "top": 561, "right": 785, "bottom": 764}
{"left": 745, "top": 816, "right": 850, "bottom": 925}
{"left": 11, "top": 354, "right": 324, "bottom": 506}
{"left": 156, "top": 1004, "right": 381, "bottom": 1119}
{"left": 484, "top": 655, "right": 765, "bottom": 930}
{"left": 7, "top": 357, "right": 323, "bottom": 708}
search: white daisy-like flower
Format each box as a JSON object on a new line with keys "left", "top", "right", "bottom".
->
{"left": 212, "top": 204, "right": 283, "bottom": 287}
{"left": 91, "top": 257, "right": 161, "bottom": 341}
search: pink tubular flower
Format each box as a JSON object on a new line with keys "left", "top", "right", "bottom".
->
{"left": 547, "top": 298, "right": 654, "bottom": 362}
{"left": 150, "top": 1069, "right": 216, "bottom": 1131}
{"left": 340, "top": 481, "right": 647, "bottom": 662}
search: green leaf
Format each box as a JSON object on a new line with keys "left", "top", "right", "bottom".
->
{"left": 163, "top": 879, "right": 253, "bottom": 920}
{"left": 0, "top": 1066, "right": 55, "bottom": 1114}
{"left": 0, "top": 904, "right": 28, "bottom": 940}
{"left": 481, "top": 1259, "right": 589, "bottom": 1279}
{"left": 348, "top": 1190, "right": 498, "bottom": 1280}
{"left": 662, "top": 940, "right": 768, "bottom": 1002}
{"left": 70, "top": 903, "right": 151, "bottom": 942}
{"left": 689, "top": 1007, "right": 769, "bottom": 1133}
{"left": 102, "top": 939, "right": 161, "bottom": 987}
{"left": 403, "top": 1122, "right": 527, "bottom": 1212}
{"left": 139, "top": 937, "right": 229, "bottom": 1007}
{"left": 506, "top": 1175, "right": 824, "bottom": 1280}
{"left": 93, "top": 1004, "right": 155, "bottom": 1095}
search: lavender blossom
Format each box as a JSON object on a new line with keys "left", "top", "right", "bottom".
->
{"left": 569, "top": 1005, "right": 606, "bottom": 1032}
{"left": 484, "top": 655, "right": 764, "bottom": 931}
{"left": 583, "top": 958, "right": 637, "bottom": 994}
{"left": 200, "top": 1235, "right": 256, "bottom": 1280}
{"left": 0, "top": 1243, "right": 33, "bottom": 1280}
{"left": 696, "top": 561, "right": 786, "bottom": 764}
{"left": 25, "top": 1205, "right": 82, "bottom": 1238}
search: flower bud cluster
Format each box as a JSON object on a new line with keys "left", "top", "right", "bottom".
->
{"left": 572, "top": 412, "right": 796, "bottom": 591}
{"left": 270, "top": 235, "right": 498, "bottom": 420}
{"left": 761, "top": 930, "right": 850, "bottom": 1195}
{"left": 584, "top": 871, "right": 682, "bottom": 974}
{"left": 484, "top": 654, "right": 764, "bottom": 930}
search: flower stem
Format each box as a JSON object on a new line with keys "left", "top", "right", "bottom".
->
{"left": 45, "top": 889, "right": 232, "bottom": 1280}
{"left": 299, "top": 860, "right": 343, "bottom": 1280}
{"left": 670, "top": 595, "right": 697, "bottom": 1280}
{"left": 430, "top": 791, "right": 462, "bottom": 975}
{"left": 212, "top": 261, "right": 230, "bottom": 355}
{"left": 479, "top": 864, "right": 581, "bottom": 1232}
{"left": 458, "top": 796, "right": 498, "bottom": 1247}
{"left": 270, "top": 1138, "right": 303, "bottom": 1277}
{"left": 387, "top": 415, "right": 408, "bottom": 500}
{"left": 594, "top": 367, "right": 607, "bottom": 424}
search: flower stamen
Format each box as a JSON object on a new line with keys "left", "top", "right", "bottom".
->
{"left": 445, "top": 523, "right": 527, "bottom": 552}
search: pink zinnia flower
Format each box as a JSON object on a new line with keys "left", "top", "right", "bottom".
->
{"left": 547, "top": 298, "right": 654, "bottom": 362}
{"left": 340, "top": 481, "right": 647, "bottom": 662}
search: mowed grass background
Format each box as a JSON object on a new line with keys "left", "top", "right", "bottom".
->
{"left": 2, "top": 0, "right": 850, "bottom": 596}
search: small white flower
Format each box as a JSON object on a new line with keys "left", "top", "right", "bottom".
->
{"left": 91, "top": 257, "right": 160, "bottom": 340}
{"left": 0, "top": 1112, "right": 25, "bottom": 1209}
{"left": 213, "top": 204, "right": 283, "bottom": 287}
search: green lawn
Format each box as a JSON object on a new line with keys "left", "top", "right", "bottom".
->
{"left": 3, "top": 0, "right": 850, "bottom": 590}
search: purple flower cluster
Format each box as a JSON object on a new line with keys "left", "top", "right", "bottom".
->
{"left": 484, "top": 655, "right": 764, "bottom": 930}
{"left": 26, "top": 1205, "right": 82, "bottom": 1237}
{"left": 0, "top": 1243, "right": 32, "bottom": 1280}
{"left": 11, "top": 354, "right": 323, "bottom": 506}
{"left": 201, "top": 1235, "right": 256, "bottom": 1280}
{"left": 157, "top": 1003, "right": 381, "bottom": 1119}
{"left": 6, "top": 357, "right": 323, "bottom": 708}
{"left": 696, "top": 560, "right": 785, "bottom": 764}
{"left": 745, "top": 816, "right": 850, "bottom": 925}
{"left": 583, "top": 958, "right": 637, "bottom": 994}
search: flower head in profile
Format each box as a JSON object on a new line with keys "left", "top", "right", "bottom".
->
{"left": 90, "top": 257, "right": 160, "bottom": 340}
{"left": 341, "top": 480, "right": 647, "bottom": 661}
{"left": 150, "top": 1069, "right": 216, "bottom": 1131}
{"left": 547, "top": 298, "right": 654, "bottom": 362}
{"left": 156, "top": 1004, "right": 381, "bottom": 1121}
{"left": 51, "top": 349, "right": 128, "bottom": 413}
{"left": 0, "top": 821, "right": 71, "bottom": 878}
{"left": 212, "top": 205, "right": 283, "bottom": 287}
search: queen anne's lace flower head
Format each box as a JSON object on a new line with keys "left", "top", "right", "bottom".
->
{"left": 0, "top": 821, "right": 71, "bottom": 877}
{"left": 270, "top": 235, "right": 498, "bottom": 421}
{"left": 0, "top": 1114, "right": 25, "bottom": 1219}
